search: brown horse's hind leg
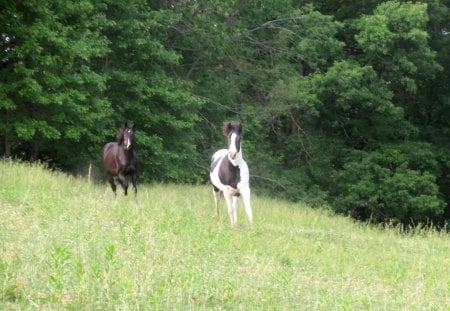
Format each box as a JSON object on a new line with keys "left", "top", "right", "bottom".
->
{"left": 107, "top": 174, "right": 117, "bottom": 197}
{"left": 132, "top": 173, "right": 138, "bottom": 196}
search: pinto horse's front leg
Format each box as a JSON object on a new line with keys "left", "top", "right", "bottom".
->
{"left": 231, "top": 194, "right": 239, "bottom": 226}
{"left": 223, "top": 189, "right": 237, "bottom": 227}
{"left": 241, "top": 187, "right": 253, "bottom": 224}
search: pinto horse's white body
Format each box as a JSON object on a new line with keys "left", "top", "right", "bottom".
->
{"left": 210, "top": 122, "right": 253, "bottom": 227}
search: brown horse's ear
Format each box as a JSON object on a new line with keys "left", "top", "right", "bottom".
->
{"left": 222, "top": 121, "right": 232, "bottom": 136}
{"left": 124, "top": 122, "right": 128, "bottom": 128}
{"left": 132, "top": 124, "right": 136, "bottom": 131}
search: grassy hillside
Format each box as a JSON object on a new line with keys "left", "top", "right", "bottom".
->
{"left": 1, "top": 160, "right": 449, "bottom": 310}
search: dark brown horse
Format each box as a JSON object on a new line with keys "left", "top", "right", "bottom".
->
{"left": 102, "top": 123, "right": 138, "bottom": 196}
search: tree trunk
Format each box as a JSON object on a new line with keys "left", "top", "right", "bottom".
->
{"left": 30, "top": 139, "right": 39, "bottom": 162}
{"left": 4, "top": 110, "right": 12, "bottom": 157}
{"left": 4, "top": 136, "right": 11, "bottom": 157}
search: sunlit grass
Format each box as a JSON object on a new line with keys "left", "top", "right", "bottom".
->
{"left": 1, "top": 159, "right": 449, "bottom": 309}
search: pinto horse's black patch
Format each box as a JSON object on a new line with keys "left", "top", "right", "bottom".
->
{"left": 218, "top": 156, "right": 240, "bottom": 189}
{"left": 210, "top": 157, "right": 221, "bottom": 173}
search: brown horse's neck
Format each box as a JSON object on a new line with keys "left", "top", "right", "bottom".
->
{"left": 121, "top": 145, "right": 135, "bottom": 159}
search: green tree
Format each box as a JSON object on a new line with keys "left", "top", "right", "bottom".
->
{"left": 415, "top": 0, "right": 450, "bottom": 220}
{"left": 322, "top": 1, "right": 446, "bottom": 223}
{"left": 353, "top": 1, "right": 442, "bottom": 102}
{"left": 101, "top": 0, "right": 204, "bottom": 182}
{"left": 0, "top": 0, "right": 111, "bottom": 168}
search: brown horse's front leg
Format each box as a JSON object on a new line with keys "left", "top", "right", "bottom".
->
{"left": 118, "top": 173, "right": 129, "bottom": 196}
{"left": 107, "top": 173, "right": 117, "bottom": 197}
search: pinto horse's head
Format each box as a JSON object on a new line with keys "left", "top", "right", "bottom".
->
{"left": 117, "top": 122, "right": 136, "bottom": 150}
{"left": 223, "top": 121, "right": 242, "bottom": 161}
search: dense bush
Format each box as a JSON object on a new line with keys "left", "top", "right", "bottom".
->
{"left": 333, "top": 144, "right": 444, "bottom": 224}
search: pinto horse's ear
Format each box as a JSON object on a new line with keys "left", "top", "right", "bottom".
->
{"left": 222, "top": 121, "right": 242, "bottom": 136}
{"left": 236, "top": 122, "right": 242, "bottom": 134}
{"left": 222, "top": 121, "right": 232, "bottom": 136}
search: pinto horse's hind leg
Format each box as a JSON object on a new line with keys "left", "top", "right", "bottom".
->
{"left": 231, "top": 194, "right": 239, "bottom": 226}
{"left": 212, "top": 186, "right": 221, "bottom": 219}
{"left": 107, "top": 174, "right": 117, "bottom": 197}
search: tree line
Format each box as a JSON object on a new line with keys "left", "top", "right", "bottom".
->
{"left": 1, "top": 0, "right": 449, "bottom": 227}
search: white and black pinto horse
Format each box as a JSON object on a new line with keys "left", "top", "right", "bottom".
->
{"left": 210, "top": 121, "right": 253, "bottom": 226}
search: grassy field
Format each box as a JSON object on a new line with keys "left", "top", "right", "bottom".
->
{"left": 1, "top": 160, "right": 449, "bottom": 310}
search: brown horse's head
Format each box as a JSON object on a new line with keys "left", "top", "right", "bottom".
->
{"left": 117, "top": 123, "right": 136, "bottom": 150}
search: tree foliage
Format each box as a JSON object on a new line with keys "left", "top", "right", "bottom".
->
{"left": 1, "top": 0, "right": 450, "bottom": 226}
{"left": 100, "top": 0, "right": 204, "bottom": 181}
{"left": 0, "top": 0, "right": 110, "bottom": 167}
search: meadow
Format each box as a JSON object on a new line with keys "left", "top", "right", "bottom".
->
{"left": 1, "top": 160, "right": 449, "bottom": 310}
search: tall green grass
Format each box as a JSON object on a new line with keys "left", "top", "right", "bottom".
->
{"left": 1, "top": 159, "right": 449, "bottom": 310}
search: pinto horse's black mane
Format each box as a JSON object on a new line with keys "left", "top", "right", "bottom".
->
{"left": 222, "top": 121, "right": 242, "bottom": 136}
{"left": 223, "top": 121, "right": 242, "bottom": 153}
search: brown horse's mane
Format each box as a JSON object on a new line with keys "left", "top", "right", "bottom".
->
{"left": 116, "top": 126, "right": 125, "bottom": 145}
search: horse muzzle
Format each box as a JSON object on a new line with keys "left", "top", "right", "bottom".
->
{"left": 123, "top": 139, "right": 132, "bottom": 150}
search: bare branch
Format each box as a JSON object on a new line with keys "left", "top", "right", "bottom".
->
{"left": 247, "top": 15, "right": 307, "bottom": 33}
{"left": 250, "top": 174, "right": 287, "bottom": 190}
